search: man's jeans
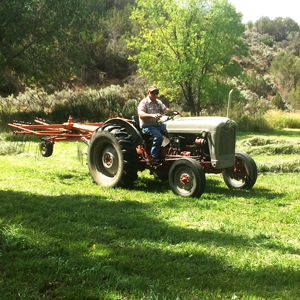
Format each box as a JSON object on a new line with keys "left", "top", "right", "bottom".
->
{"left": 142, "top": 123, "right": 166, "bottom": 158}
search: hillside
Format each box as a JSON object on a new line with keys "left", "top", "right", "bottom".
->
{"left": 231, "top": 18, "right": 300, "bottom": 113}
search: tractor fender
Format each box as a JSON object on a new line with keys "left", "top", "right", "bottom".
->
{"left": 103, "top": 118, "right": 143, "bottom": 147}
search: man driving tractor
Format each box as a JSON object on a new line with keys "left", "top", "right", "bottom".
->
{"left": 138, "top": 85, "right": 180, "bottom": 163}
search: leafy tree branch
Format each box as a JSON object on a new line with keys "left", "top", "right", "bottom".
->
{"left": 127, "top": 0, "right": 246, "bottom": 115}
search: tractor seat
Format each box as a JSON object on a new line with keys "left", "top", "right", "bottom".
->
{"left": 132, "top": 115, "right": 153, "bottom": 141}
{"left": 131, "top": 115, "right": 170, "bottom": 147}
{"left": 132, "top": 115, "right": 141, "bottom": 130}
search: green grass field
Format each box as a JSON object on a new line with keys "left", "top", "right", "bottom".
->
{"left": 1, "top": 131, "right": 300, "bottom": 299}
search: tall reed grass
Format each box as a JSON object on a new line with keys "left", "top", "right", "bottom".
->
{"left": 264, "top": 109, "right": 300, "bottom": 128}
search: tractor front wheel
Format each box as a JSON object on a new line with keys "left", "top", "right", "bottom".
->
{"left": 169, "top": 158, "right": 206, "bottom": 198}
{"left": 222, "top": 152, "right": 257, "bottom": 190}
{"left": 87, "top": 125, "right": 138, "bottom": 188}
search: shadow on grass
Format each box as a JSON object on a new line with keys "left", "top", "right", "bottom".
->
{"left": 0, "top": 189, "right": 298, "bottom": 299}
{"left": 205, "top": 177, "right": 284, "bottom": 201}
{"left": 134, "top": 175, "right": 170, "bottom": 193}
{"left": 134, "top": 175, "right": 282, "bottom": 201}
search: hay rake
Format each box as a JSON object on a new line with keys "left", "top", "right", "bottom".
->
{"left": 8, "top": 116, "right": 104, "bottom": 157}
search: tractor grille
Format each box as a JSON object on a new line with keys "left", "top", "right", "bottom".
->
{"left": 218, "top": 127, "right": 236, "bottom": 155}
{"left": 209, "top": 126, "right": 236, "bottom": 169}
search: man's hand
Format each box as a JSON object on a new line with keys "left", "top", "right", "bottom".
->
{"left": 165, "top": 110, "right": 180, "bottom": 116}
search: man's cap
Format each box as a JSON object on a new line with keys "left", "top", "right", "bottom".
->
{"left": 148, "top": 85, "right": 159, "bottom": 93}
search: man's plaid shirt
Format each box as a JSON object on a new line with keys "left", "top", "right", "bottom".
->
{"left": 138, "top": 96, "right": 167, "bottom": 128}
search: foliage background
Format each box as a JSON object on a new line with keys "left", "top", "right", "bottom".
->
{"left": 1, "top": 0, "right": 300, "bottom": 127}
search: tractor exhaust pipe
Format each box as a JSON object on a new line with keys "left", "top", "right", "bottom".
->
{"left": 227, "top": 89, "right": 233, "bottom": 118}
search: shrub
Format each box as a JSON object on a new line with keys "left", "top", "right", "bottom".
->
{"left": 260, "top": 34, "right": 274, "bottom": 47}
{"left": 270, "top": 51, "right": 300, "bottom": 98}
{"left": 0, "top": 85, "right": 147, "bottom": 128}
{"left": 244, "top": 71, "right": 271, "bottom": 98}
{"left": 122, "top": 99, "right": 139, "bottom": 119}
{"left": 271, "top": 93, "right": 285, "bottom": 110}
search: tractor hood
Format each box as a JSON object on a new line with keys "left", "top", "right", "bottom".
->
{"left": 166, "top": 116, "right": 237, "bottom": 134}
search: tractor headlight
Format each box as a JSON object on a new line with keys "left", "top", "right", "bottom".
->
{"left": 226, "top": 120, "right": 234, "bottom": 129}
{"left": 201, "top": 131, "right": 207, "bottom": 138}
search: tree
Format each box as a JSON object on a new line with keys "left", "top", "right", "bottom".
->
{"left": 271, "top": 93, "right": 285, "bottom": 110}
{"left": 255, "top": 16, "right": 271, "bottom": 34}
{"left": 255, "top": 16, "right": 300, "bottom": 42}
{"left": 270, "top": 17, "right": 300, "bottom": 42}
{"left": 287, "top": 32, "right": 300, "bottom": 56}
{"left": 88, "top": 4, "right": 137, "bottom": 79}
{"left": 270, "top": 51, "right": 300, "bottom": 92}
{"left": 289, "top": 81, "right": 300, "bottom": 110}
{"left": 127, "top": 0, "right": 246, "bottom": 115}
{"left": 0, "top": 0, "right": 91, "bottom": 93}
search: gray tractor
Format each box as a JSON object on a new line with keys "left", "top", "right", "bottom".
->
{"left": 87, "top": 114, "right": 257, "bottom": 198}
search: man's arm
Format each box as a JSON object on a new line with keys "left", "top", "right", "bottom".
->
{"left": 139, "top": 111, "right": 162, "bottom": 119}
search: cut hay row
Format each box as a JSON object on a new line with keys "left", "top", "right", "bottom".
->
{"left": 255, "top": 157, "right": 300, "bottom": 173}
{"left": 239, "top": 136, "right": 290, "bottom": 146}
{"left": 237, "top": 136, "right": 300, "bottom": 155}
{"left": 243, "top": 144, "right": 300, "bottom": 155}
{"left": 237, "top": 136, "right": 300, "bottom": 173}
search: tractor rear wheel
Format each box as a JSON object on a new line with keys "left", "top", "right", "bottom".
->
{"left": 222, "top": 152, "right": 257, "bottom": 190}
{"left": 87, "top": 125, "right": 138, "bottom": 188}
{"left": 40, "top": 140, "right": 53, "bottom": 157}
{"left": 168, "top": 158, "right": 206, "bottom": 198}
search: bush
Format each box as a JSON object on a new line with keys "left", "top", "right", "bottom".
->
{"left": 271, "top": 93, "right": 285, "bottom": 110}
{"left": 0, "top": 110, "right": 47, "bottom": 132}
{"left": 260, "top": 34, "right": 274, "bottom": 47}
{"left": 0, "top": 85, "right": 147, "bottom": 129}
{"left": 244, "top": 71, "right": 271, "bottom": 98}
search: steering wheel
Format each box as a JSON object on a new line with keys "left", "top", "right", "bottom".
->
{"left": 156, "top": 114, "right": 179, "bottom": 123}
